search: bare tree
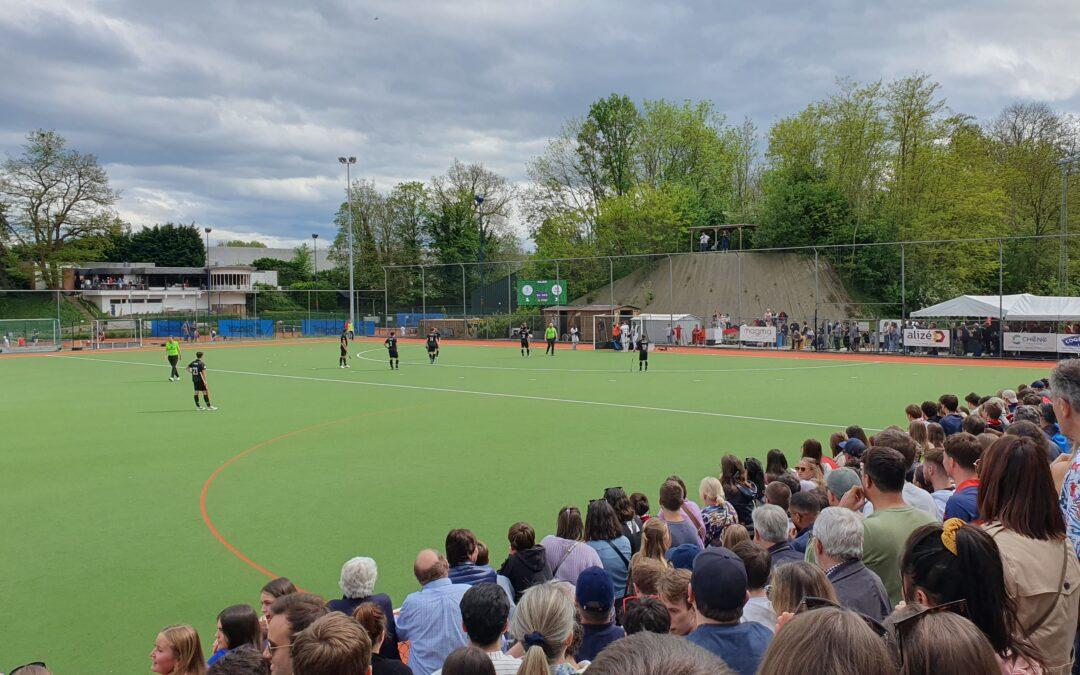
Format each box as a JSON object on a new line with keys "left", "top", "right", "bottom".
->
{"left": 0, "top": 130, "right": 118, "bottom": 287}
{"left": 430, "top": 159, "right": 516, "bottom": 255}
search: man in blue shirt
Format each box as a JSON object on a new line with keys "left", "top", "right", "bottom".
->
{"left": 575, "top": 567, "right": 625, "bottom": 662}
{"left": 685, "top": 548, "right": 772, "bottom": 675}
{"left": 943, "top": 432, "right": 981, "bottom": 522}
{"left": 938, "top": 394, "right": 964, "bottom": 436}
{"left": 396, "top": 549, "right": 469, "bottom": 675}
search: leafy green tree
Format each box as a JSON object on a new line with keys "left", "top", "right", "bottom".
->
{"left": 107, "top": 222, "right": 206, "bottom": 267}
{"left": 578, "top": 94, "right": 640, "bottom": 198}
{"left": 219, "top": 239, "right": 267, "bottom": 247}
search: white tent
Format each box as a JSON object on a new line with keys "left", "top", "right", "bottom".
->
{"left": 632, "top": 313, "right": 703, "bottom": 341}
{"left": 910, "top": 294, "right": 1080, "bottom": 321}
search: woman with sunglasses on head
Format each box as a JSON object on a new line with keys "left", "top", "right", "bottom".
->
{"left": 603, "top": 487, "right": 644, "bottom": 554}
{"left": 901, "top": 519, "right": 1044, "bottom": 673}
{"left": 979, "top": 436, "right": 1080, "bottom": 674}
{"left": 721, "top": 455, "right": 759, "bottom": 527}
{"left": 886, "top": 604, "right": 1002, "bottom": 675}
{"left": 758, "top": 606, "right": 894, "bottom": 675}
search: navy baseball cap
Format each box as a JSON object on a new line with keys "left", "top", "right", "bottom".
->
{"left": 665, "top": 543, "right": 703, "bottom": 570}
{"left": 839, "top": 437, "right": 866, "bottom": 458}
{"left": 691, "top": 547, "right": 748, "bottom": 612}
{"left": 576, "top": 566, "right": 615, "bottom": 612}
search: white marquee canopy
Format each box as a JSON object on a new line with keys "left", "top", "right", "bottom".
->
{"left": 911, "top": 294, "right": 1080, "bottom": 321}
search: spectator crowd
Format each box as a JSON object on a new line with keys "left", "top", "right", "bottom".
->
{"left": 14, "top": 363, "right": 1080, "bottom": 675}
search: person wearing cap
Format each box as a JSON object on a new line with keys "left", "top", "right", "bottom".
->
{"left": 837, "top": 437, "right": 866, "bottom": 468}
{"left": 1002, "top": 389, "right": 1020, "bottom": 414}
{"left": 664, "top": 543, "right": 702, "bottom": 570}
{"left": 574, "top": 567, "right": 625, "bottom": 662}
{"left": 684, "top": 548, "right": 772, "bottom": 675}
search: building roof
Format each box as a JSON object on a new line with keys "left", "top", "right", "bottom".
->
{"left": 77, "top": 265, "right": 254, "bottom": 275}
{"left": 542, "top": 304, "right": 639, "bottom": 312}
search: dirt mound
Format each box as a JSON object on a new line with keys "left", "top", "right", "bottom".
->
{"left": 571, "top": 251, "right": 854, "bottom": 323}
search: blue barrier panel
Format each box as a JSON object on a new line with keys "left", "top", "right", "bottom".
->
{"left": 218, "top": 319, "right": 274, "bottom": 338}
{"left": 151, "top": 320, "right": 185, "bottom": 337}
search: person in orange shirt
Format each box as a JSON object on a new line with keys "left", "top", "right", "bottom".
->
{"left": 612, "top": 322, "right": 622, "bottom": 351}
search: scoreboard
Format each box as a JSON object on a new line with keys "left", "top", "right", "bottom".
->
{"left": 517, "top": 279, "right": 567, "bottom": 306}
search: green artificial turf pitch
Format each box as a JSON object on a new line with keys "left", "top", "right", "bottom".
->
{"left": 0, "top": 340, "right": 1050, "bottom": 672}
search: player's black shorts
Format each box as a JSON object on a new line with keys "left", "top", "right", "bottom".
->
{"left": 192, "top": 379, "right": 206, "bottom": 392}
{"left": 388, "top": 349, "right": 399, "bottom": 358}
{"left": 168, "top": 355, "right": 179, "bottom": 365}
{"left": 520, "top": 338, "right": 529, "bottom": 347}
{"left": 427, "top": 345, "right": 437, "bottom": 353}
{"left": 639, "top": 352, "right": 648, "bottom": 361}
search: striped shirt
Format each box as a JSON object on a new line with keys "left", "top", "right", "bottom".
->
{"left": 395, "top": 578, "right": 469, "bottom": 675}
{"left": 541, "top": 535, "right": 603, "bottom": 585}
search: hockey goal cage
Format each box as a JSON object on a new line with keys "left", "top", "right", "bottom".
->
{"left": 0, "top": 318, "right": 61, "bottom": 353}
{"left": 92, "top": 319, "right": 144, "bottom": 349}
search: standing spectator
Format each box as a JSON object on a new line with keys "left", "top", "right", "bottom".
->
{"left": 980, "top": 436, "right": 1080, "bottom": 674}
{"left": 685, "top": 548, "right": 773, "bottom": 675}
{"left": 657, "top": 476, "right": 706, "bottom": 535}
{"left": 730, "top": 541, "right": 776, "bottom": 630}
{"left": 353, "top": 604, "right": 412, "bottom": 675}
{"left": 801, "top": 438, "right": 836, "bottom": 471}
{"left": 942, "top": 432, "right": 982, "bottom": 522}
{"left": 811, "top": 507, "right": 889, "bottom": 622}
{"left": 499, "top": 522, "right": 552, "bottom": 602}
{"left": 631, "top": 518, "right": 671, "bottom": 573}
{"left": 656, "top": 568, "right": 696, "bottom": 636}
{"left": 787, "top": 492, "right": 820, "bottom": 554}
{"left": 886, "top": 605, "right": 1001, "bottom": 675}
{"left": 622, "top": 597, "right": 672, "bottom": 636}
{"left": 751, "top": 505, "right": 802, "bottom": 567}
{"left": 586, "top": 632, "right": 730, "bottom": 674}
{"left": 698, "top": 231, "right": 710, "bottom": 252}
{"left": 446, "top": 529, "right": 497, "bottom": 586}
{"left": 584, "top": 500, "right": 633, "bottom": 602}
{"left": 721, "top": 455, "right": 759, "bottom": 527}
{"left": 921, "top": 447, "right": 954, "bottom": 519}
{"left": 265, "top": 593, "right": 329, "bottom": 675}
{"left": 612, "top": 322, "right": 622, "bottom": 351}
{"left": 720, "top": 232, "right": 730, "bottom": 251}
{"left": 673, "top": 323, "right": 682, "bottom": 345}
{"left": 699, "top": 477, "right": 738, "bottom": 548}
{"left": 575, "top": 567, "right": 625, "bottom": 662}
{"left": 765, "top": 449, "right": 792, "bottom": 483}
{"left": 657, "top": 480, "right": 704, "bottom": 548}
{"left": 757, "top": 607, "right": 894, "bottom": 675}
{"left": 259, "top": 577, "right": 297, "bottom": 625}
{"left": 511, "top": 583, "right": 580, "bottom": 675}
{"left": 327, "top": 557, "right": 399, "bottom": 661}
{"left": 870, "top": 427, "right": 940, "bottom": 519}
{"left": 206, "top": 648, "right": 269, "bottom": 675}
{"left": 840, "top": 447, "right": 937, "bottom": 605}
{"left": 439, "top": 648, "right": 495, "bottom": 675}
{"left": 629, "top": 492, "right": 651, "bottom": 522}
{"left": 431, "top": 583, "right": 519, "bottom": 675}
{"left": 939, "top": 394, "right": 964, "bottom": 435}
{"left": 604, "top": 487, "right": 644, "bottom": 554}
{"left": 208, "top": 605, "right": 261, "bottom": 666}
{"left": 1040, "top": 403, "right": 1071, "bottom": 458}
{"left": 290, "top": 613, "right": 371, "bottom": 675}
{"left": 540, "top": 506, "right": 604, "bottom": 585}
{"left": 665, "top": 543, "right": 703, "bottom": 570}
{"left": 794, "top": 458, "right": 824, "bottom": 492}
{"left": 768, "top": 561, "right": 838, "bottom": 619}
{"left": 395, "top": 550, "right": 469, "bottom": 675}
{"left": 620, "top": 320, "right": 630, "bottom": 351}
{"left": 151, "top": 625, "right": 206, "bottom": 675}
{"left": 900, "top": 520, "right": 1043, "bottom": 672}
{"left": 1051, "top": 359, "right": 1080, "bottom": 557}
{"left": 570, "top": 325, "right": 579, "bottom": 349}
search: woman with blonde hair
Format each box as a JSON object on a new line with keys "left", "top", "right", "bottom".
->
{"left": 758, "top": 606, "right": 894, "bottom": 675}
{"left": 768, "top": 561, "right": 838, "bottom": 617}
{"left": 720, "top": 523, "right": 749, "bottom": 549}
{"left": 635, "top": 518, "right": 670, "bottom": 564}
{"left": 699, "top": 476, "right": 738, "bottom": 548}
{"left": 511, "top": 582, "right": 579, "bottom": 675}
{"left": 150, "top": 625, "right": 205, "bottom": 675}
{"left": 794, "top": 457, "right": 825, "bottom": 492}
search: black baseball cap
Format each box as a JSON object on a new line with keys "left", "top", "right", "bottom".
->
{"left": 690, "top": 547, "right": 748, "bottom": 612}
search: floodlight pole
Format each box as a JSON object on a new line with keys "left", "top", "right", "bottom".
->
{"left": 339, "top": 156, "right": 357, "bottom": 333}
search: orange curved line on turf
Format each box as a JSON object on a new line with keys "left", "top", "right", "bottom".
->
{"left": 199, "top": 407, "right": 411, "bottom": 581}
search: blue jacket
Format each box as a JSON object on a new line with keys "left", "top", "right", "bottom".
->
{"left": 768, "top": 541, "right": 804, "bottom": 568}
{"left": 940, "top": 413, "right": 964, "bottom": 436}
{"left": 791, "top": 525, "right": 814, "bottom": 554}
{"left": 327, "top": 593, "right": 400, "bottom": 661}
{"left": 448, "top": 562, "right": 497, "bottom": 586}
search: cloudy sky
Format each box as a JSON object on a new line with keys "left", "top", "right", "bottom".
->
{"left": 2, "top": 0, "right": 1077, "bottom": 246}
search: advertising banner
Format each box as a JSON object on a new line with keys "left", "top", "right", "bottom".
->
{"left": 740, "top": 325, "right": 777, "bottom": 343}
{"left": 1003, "top": 332, "right": 1057, "bottom": 353}
{"left": 903, "top": 328, "right": 951, "bottom": 348}
{"left": 1059, "top": 334, "right": 1080, "bottom": 354}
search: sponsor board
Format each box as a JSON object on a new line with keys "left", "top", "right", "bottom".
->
{"left": 1059, "top": 334, "right": 1080, "bottom": 354}
{"left": 1004, "top": 332, "right": 1057, "bottom": 353}
{"left": 903, "top": 328, "right": 951, "bottom": 348}
{"left": 740, "top": 325, "right": 777, "bottom": 342}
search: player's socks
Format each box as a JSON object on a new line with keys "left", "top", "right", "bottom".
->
{"left": 194, "top": 395, "right": 201, "bottom": 409}
{"left": 203, "top": 395, "right": 212, "bottom": 408}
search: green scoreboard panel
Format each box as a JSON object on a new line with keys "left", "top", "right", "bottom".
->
{"left": 517, "top": 279, "right": 567, "bottom": 306}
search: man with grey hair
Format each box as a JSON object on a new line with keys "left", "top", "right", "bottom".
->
{"left": 396, "top": 549, "right": 469, "bottom": 675}
{"left": 751, "top": 504, "right": 801, "bottom": 567}
{"left": 327, "top": 556, "right": 400, "bottom": 662}
{"left": 1051, "top": 360, "right": 1080, "bottom": 557}
{"left": 1013, "top": 404, "right": 1042, "bottom": 426}
{"left": 812, "top": 507, "right": 890, "bottom": 622}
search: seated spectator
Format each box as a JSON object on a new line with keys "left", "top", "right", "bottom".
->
{"left": 656, "top": 567, "right": 696, "bottom": 636}
{"left": 720, "top": 523, "right": 749, "bottom": 549}
{"left": 801, "top": 438, "right": 837, "bottom": 471}
{"left": 885, "top": 604, "right": 1000, "bottom": 675}
{"left": 151, "top": 625, "right": 205, "bottom": 675}
{"left": 584, "top": 632, "right": 731, "bottom": 675}
{"left": 811, "top": 507, "right": 889, "bottom": 622}
{"left": 901, "top": 520, "right": 1043, "bottom": 672}
{"left": 657, "top": 480, "right": 704, "bottom": 547}
{"left": 699, "top": 476, "right": 738, "bottom": 547}
{"left": 511, "top": 582, "right": 580, "bottom": 675}
{"left": 540, "top": 506, "right": 604, "bottom": 585}
{"left": 629, "top": 492, "right": 651, "bottom": 522}
{"left": 763, "top": 481, "right": 791, "bottom": 511}
{"left": 787, "top": 492, "right": 820, "bottom": 554}
{"left": 352, "top": 604, "right": 412, "bottom": 675}
{"left": 446, "top": 529, "right": 497, "bottom": 586}
{"left": 841, "top": 446, "right": 937, "bottom": 605}
{"left": 499, "top": 522, "right": 552, "bottom": 601}
{"left": 765, "top": 449, "right": 793, "bottom": 483}
{"left": 326, "top": 557, "right": 399, "bottom": 661}
{"left": 259, "top": 577, "right": 298, "bottom": 625}
{"left": 584, "top": 500, "right": 633, "bottom": 601}
{"left": 920, "top": 447, "right": 953, "bottom": 519}
{"left": 871, "top": 427, "right": 939, "bottom": 519}
{"left": 209, "top": 605, "right": 261, "bottom": 666}
{"left": 757, "top": 607, "right": 894, "bottom": 675}
{"left": 942, "top": 432, "right": 981, "bottom": 522}
{"left": 939, "top": 394, "right": 964, "bottom": 435}
{"left": 265, "top": 593, "right": 329, "bottom": 675}
{"left": 768, "top": 561, "right": 838, "bottom": 618}
{"left": 794, "top": 458, "right": 824, "bottom": 492}
{"left": 395, "top": 550, "right": 469, "bottom": 675}
{"left": 730, "top": 541, "right": 776, "bottom": 630}
{"left": 439, "top": 647, "right": 495, "bottom": 675}
{"left": 752, "top": 504, "right": 802, "bottom": 567}
{"left": 605, "top": 487, "right": 644, "bottom": 553}
{"left": 665, "top": 543, "right": 702, "bottom": 570}
{"left": 432, "top": 583, "right": 518, "bottom": 675}
{"left": 685, "top": 548, "right": 773, "bottom": 675}
{"left": 622, "top": 597, "right": 671, "bottom": 635}
{"left": 207, "top": 647, "right": 268, "bottom": 675}
{"left": 291, "top": 613, "right": 371, "bottom": 675}
{"left": 979, "top": 435, "right": 1080, "bottom": 673}
{"left": 574, "top": 567, "right": 625, "bottom": 661}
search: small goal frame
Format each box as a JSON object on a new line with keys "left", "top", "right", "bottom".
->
{"left": 92, "top": 319, "right": 144, "bottom": 350}
{"left": 0, "top": 318, "right": 61, "bottom": 353}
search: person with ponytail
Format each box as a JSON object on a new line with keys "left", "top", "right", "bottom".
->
{"left": 510, "top": 582, "right": 580, "bottom": 675}
{"left": 901, "top": 519, "right": 1044, "bottom": 673}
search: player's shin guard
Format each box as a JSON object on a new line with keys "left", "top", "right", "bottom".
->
{"left": 203, "top": 394, "right": 211, "bottom": 406}
{"left": 194, "top": 395, "right": 201, "bottom": 408}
